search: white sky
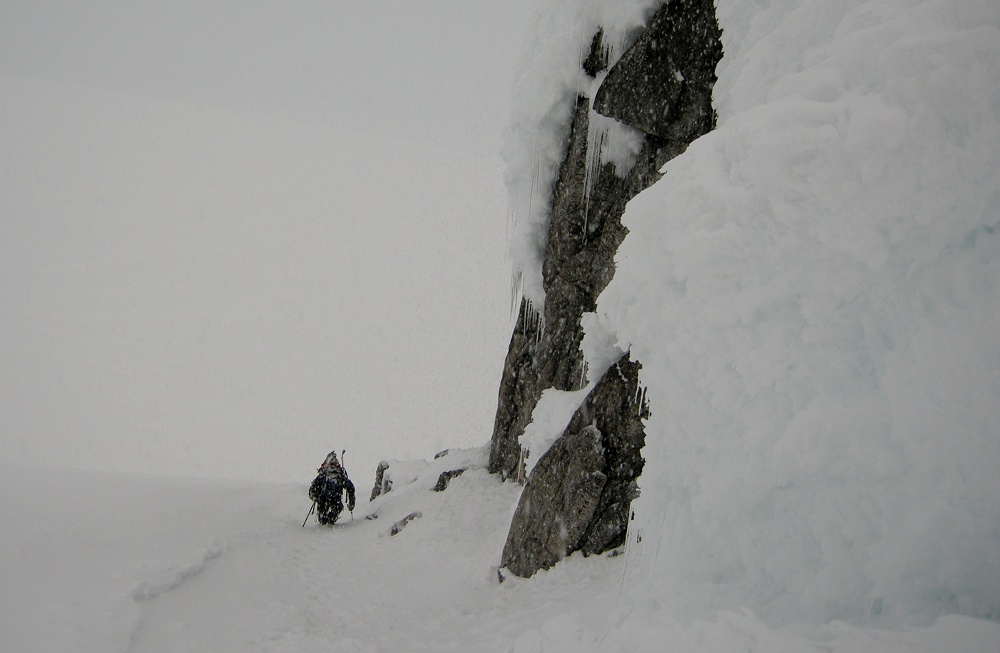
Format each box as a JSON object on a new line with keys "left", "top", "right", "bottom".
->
{"left": 0, "top": 1, "right": 535, "bottom": 483}
{"left": 0, "top": 1, "right": 532, "bottom": 158}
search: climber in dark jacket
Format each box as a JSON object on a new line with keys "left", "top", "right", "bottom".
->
{"left": 308, "top": 451, "right": 356, "bottom": 525}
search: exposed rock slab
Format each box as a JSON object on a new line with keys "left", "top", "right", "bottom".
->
{"left": 501, "top": 354, "right": 647, "bottom": 577}
{"left": 500, "top": 426, "right": 607, "bottom": 577}
{"left": 431, "top": 468, "right": 466, "bottom": 492}
{"left": 594, "top": 0, "right": 723, "bottom": 141}
{"left": 573, "top": 356, "right": 647, "bottom": 555}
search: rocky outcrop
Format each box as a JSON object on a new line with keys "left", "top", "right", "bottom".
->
{"left": 388, "top": 511, "right": 422, "bottom": 537}
{"left": 500, "top": 426, "right": 607, "bottom": 577}
{"left": 572, "top": 357, "right": 648, "bottom": 555}
{"left": 370, "top": 460, "right": 392, "bottom": 502}
{"left": 431, "top": 468, "right": 466, "bottom": 492}
{"left": 500, "top": 355, "right": 648, "bottom": 576}
{"left": 492, "top": 0, "right": 722, "bottom": 577}
{"left": 594, "top": 0, "right": 722, "bottom": 143}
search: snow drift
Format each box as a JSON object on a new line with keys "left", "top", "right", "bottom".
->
{"left": 585, "top": 0, "right": 1000, "bottom": 627}
{"left": 503, "top": 0, "right": 999, "bottom": 628}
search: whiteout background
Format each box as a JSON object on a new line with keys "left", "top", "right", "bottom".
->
{"left": 1, "top": 0, "right": 533, "bottom": 482}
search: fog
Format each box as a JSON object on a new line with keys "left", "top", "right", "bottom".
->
{"left": 0, "top": 1, "right": 534, "bottom": 483}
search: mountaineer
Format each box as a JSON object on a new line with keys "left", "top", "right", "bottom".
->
{"left": 308, "top": 451, "right": 356, "bottom": 526}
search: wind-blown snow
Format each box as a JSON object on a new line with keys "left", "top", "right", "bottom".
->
{"left": 3, "top": 459, "right": 998, "bottom": 652}
{"left": 581, "top": 0, "right": 1000, "bottom": 628}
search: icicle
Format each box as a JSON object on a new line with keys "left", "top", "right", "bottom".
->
{"left": 587, "top": 108, "right": 645, "bottom": 201}
{"left": 517, "top": 299, "right": 543, "bottom": 344}
{"left": 616, "top": 31, "right": 629, "bottom": 66}
{"left": 515, "top": 297, "right": 545, "bottom": 342}
{"left": 509, "top": 272, "right": 518, "bottom": 319}
{"left": 516, "top": 272, "right": 524, "bottom": 320}
{"left": 583, "top": 106, "right": 609, "bottom": 237}
{"left": 637, "top": 386, "right": 649, "bottom": 419}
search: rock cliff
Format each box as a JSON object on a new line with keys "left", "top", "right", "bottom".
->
{"left": 492, "top": 0, "right": 723, "bottom": 577}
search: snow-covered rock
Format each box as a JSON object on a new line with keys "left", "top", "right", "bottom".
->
{"left": 496, "top": 0, "right": 1000, "bottom": 634}
{"left": 491, "top": 0, "right": 722, "bottom": 579}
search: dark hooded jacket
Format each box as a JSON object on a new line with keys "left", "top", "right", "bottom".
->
{"left": 309, "top": 459, "right": 356, "bottom": 524}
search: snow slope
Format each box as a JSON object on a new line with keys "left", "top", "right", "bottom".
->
{"left": 595, "top": 0, "right": 1000, "bottom": 629}
{"left": 3, "top": 457, "right": 998, "bottom": 652}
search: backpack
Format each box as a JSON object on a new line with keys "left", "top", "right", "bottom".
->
{"left": 310, "top": 468, "right": 345, "bottom": 504}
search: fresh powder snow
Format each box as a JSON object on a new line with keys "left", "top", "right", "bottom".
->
{"left": 2, "top": 452, "right": 998, "bottom": 651}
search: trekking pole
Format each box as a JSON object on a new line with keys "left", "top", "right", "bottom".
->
{"left": 302, "top": 501, "right": 315, "bottom": 527}
{"left": 342, "top": 449, "right": 353, "bottom": 521}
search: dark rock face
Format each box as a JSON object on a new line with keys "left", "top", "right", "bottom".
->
{"left": 500, "top": 355, "right": 648, "bottom": 577}
{"left": 490, "top": 0, "right": 722, "bottom": 577}
{"left": 573, "top": 356, "right": 648, "bottom": 556}
{"left": 488, "top": 300, "right": 544, "bottom": 481}
{"left": 431, "top": 468, "right": 466, "bottom": 492}
{"left": 500, "top": 426, "right": 607, "bottom": 577}
{"left": 582, "top": 28, "right": 610, "bottom": 77}
{"left": 488, "top": 95, "right": 599, "bottom": 481}
{"left": 594, "top": 0, "right": 723, "bottom": 143}
{"left": 489, "top": 1, "right": 722, "bottom": 484}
